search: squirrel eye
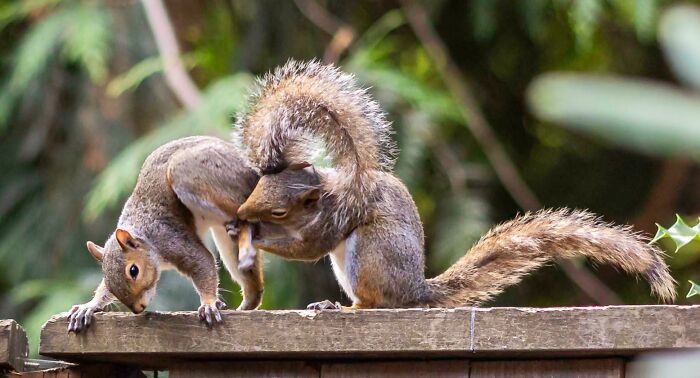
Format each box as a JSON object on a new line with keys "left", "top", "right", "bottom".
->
{"left": 270, "top": 209, "right": 288, "bottom": 218}
{"left": 129, "top": 264, "right": 139, "bottom": 279}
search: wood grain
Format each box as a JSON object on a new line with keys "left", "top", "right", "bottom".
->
{"left": 470, "top": 359, "right": 624, "bottom": 378}
{"left": 170, "top": 361, "right": 320, "bottom": 378}
{"left": 321, "top": 360, "right": 469, "bottom": 377}
{"left": 39, "top": 306, "right": 700, "bottom": 367}
{"left": 6, "top": 364, "right": 147, "bottom": 377}
{"left": 1, "top": 320, "right": 28, "bottom": 372}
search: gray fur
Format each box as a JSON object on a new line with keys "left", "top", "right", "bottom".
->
{"left": 235, "top": 60, "right": 397, "bottom": 230}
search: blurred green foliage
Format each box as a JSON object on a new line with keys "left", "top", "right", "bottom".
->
{"left": 528, "top": 3, "right": 700, "bottom": 300}
{"left": 1, "top": 0, "right": 699, "bottom": 356}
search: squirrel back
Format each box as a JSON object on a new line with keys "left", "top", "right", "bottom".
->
{"left": 426, "top": 208, "right": 676, "bottom": 306}
{"left": 235, "top": 60, "right": 396, "bottom": 229}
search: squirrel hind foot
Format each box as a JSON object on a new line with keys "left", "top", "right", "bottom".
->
{"left": 306, "top": 299, "right": 341, "bottom": 311}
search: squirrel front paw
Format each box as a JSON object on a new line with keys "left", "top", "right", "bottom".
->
{"left": 306, "top": 299, "right": 341, "bottom": 311}
{"left": 225, "top": 221, "right": 240, "bottom": 238}
{"left": 67, "top": 303, "right": 102, "bottom": 333}
{"left": 198, "top": 299, "right": 227, "bottom": 327}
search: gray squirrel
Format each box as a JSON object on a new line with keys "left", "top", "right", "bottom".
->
{"left": 234, "top": 60, "right": 676, "bottom": 309}
{"left": 68, "top": 136, "right": 262, "bottom": 332}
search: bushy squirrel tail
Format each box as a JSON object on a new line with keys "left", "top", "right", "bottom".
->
{"left": 425, "top": 208, "right": 676, "bottom": 306}
{"left": 235, "top": 60, "right": 396, "bottom": 228}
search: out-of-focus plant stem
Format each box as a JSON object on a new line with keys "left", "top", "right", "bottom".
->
{"left": 141, "top": 0, "right": 201, "bottom": 110}
{"left": 293, "top": 0, "right": 355, "bottom": 64}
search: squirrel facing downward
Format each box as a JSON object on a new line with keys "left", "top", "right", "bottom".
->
{"left": 67, "top": 136, "right": 262, "bottom": 332}
{"left": 235, "top": 60, "right": 676, "bottom": 309}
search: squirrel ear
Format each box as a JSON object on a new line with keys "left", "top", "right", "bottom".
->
{"left": 288, "top": 161, "right": 312, "bottom": 170}
{"left": 86, "top": 241, "right": 104, "bottom": 263}
{"left": 300, "top": 187, "right": 321, "bottom": 202}
{"left": 115, "top": 229, "right": 141, "bottom": 251}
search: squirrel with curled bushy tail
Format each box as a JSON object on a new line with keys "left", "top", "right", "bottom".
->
{"left": 235, "top": 60, "right": 677, "bottom": 309}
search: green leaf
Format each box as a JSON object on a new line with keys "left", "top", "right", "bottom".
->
{"left": 0, "top": 7, "right": 70, "bottom": 128}
{"left": 633, "top": 0, "right": 658, "bottom": 42}
{"left": 0, "top": 0, "right": 60, "bottom": 31}
{"left": 107, "top": 53, "right": 200, "bottom": 97}
{"left": 61, "top": 4, "right": 112, "bottom": 83}
{"left": 470, "top": 0, "right": 497, "bottom": 42}
{"left": 568, "top": 0, "right": 603, "bottom": 51}
{"left": 106, "top": 56, "right": 163, "bottom": 97}
{"left": 650, "top": 215, "right": 700, "bottom": 252}
{"left": 650, "top": 223, "right": 670, "bottom": 244}
{"left": 352, "top": 9, "right": 405, "bottom": 57}
{"left": 687, "top": 280, "right": 700, "bottom": 298}
{"left": 527, "top": 73, "right": 700, "bottom": 157}
{"left": 351, "top": 64, "right": 462, "bottom": 124}
{"left": 659, "top": 5, "right": 700, "bottom": 91}
{"left": 665, "top": 215, "right": 699, "bottom": 252}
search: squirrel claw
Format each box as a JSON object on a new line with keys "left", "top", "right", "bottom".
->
{"left": 198, "top": 300, "right": 225, "bottom": 327}
{"left": 225, "top": 221, "right": 240, "bottom": 238}
{"left": 306, "top": 299, "right": 341, "bottom": 311}
{"left": 67, "top": 303, "right": 102, "bottom": 333}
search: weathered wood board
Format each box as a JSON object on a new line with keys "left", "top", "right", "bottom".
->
{"left": 6, "top": 364, "right": 147, "bottom": 378}
{"left": 470, "top": 359, "right": 624, "bottom": 378}
{"left": 1, "top": 320, "right": 28, "bottom": 373}
{"left": 167, "top": 359, "right": 625, "bottom": 377}
{"left": 40, "top": 306, "right": 700, "bottom": 367}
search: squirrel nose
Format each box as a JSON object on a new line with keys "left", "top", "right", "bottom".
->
{"left": 131, "top": 304, "right": 145, "bottom": 314}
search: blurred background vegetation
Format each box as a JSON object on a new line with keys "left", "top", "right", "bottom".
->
{"left": 2, "top": 0, "right": 700, "bottom": 354}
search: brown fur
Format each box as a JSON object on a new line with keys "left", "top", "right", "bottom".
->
{"left": 69, "top": 136, "right": 262, "bottom": 332}
{"left": 235, "top": 60, "right": 396, "bottom": 231}
{"left": 237, "top": 61, "right": 676, "bottom": 308}
{"left": 426, "top": 208, "right": 676, "bottom": 306}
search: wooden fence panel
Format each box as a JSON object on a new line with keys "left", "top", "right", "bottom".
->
{"left": 40, "top": 306, "right": 700, "bottom": 366}
{"left": 320, "top": 360, "right": 469, "bottom": 377}
{"left": 169, "top": 361, "right": 320, "bottom": 378}
{"left": 470, "top": 359, "right": 624, "bottom": 378}
{"left": 0, "top": 320, "right": 27, "bottom": 373}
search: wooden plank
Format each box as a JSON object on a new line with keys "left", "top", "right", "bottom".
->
{"left": 41, "top": 309, "right": 471, "bottom": 366}
{"left": 471, "top": 359, "right": 624, "bottom": 378}
{"left": 471, "top": 306, "right": 700, "bottom": 357}
{"left": 39, "top": 306, "right": 700, "bottom": 366}
{"left": 0, "top": 320, "right": 28, "bottom": 372}
{"left": 321, "top": 360, "right": 469, "bottom": 377}
{"left": 7, "top": 364, "right": 147, "bottom": 377}
{"left": 169, "top": 361, "right": 319, "bottom": 378}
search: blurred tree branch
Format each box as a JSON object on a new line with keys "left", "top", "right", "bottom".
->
{"left": 141, "top": 0, "right": 201, "bottom": 109}
{"left": 293, "top": 0, "right": 355, "bottom": 63}
{"left": 632, "top": 158, "right": 692, "bottom": 233}
{"left": 401, "top": 0, "right": 623, "bottom": 305}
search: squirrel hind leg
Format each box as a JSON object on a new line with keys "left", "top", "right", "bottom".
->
{"left": 211, "top": 226, "right": 264, "bottom": 311}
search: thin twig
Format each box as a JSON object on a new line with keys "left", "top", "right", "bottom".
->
{"left": 293, "top": 0, "right": 355, "bottom": 64}
{"left": 401, "top": 0, "right": 623, "bottom": 305}
{"left": 632, "top": 158, "right": 692, "bottom": 233}
{"left": 141, "top": 0, "right": 202, "bottom": 110}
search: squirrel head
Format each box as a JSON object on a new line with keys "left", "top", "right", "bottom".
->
{"left": 86, "top": 229, "right": 160, "bottom": 314}
{"left": 238, "top": 163, "right": 322, "bottom": 227}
